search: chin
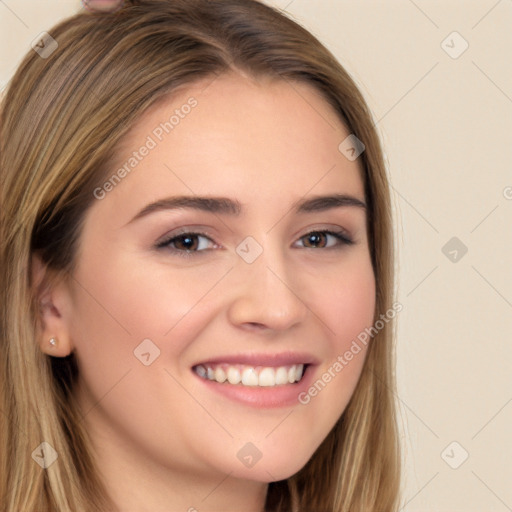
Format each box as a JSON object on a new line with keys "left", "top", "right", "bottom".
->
{"left": 216, "top": 443, "right": 317, "bottom": 483}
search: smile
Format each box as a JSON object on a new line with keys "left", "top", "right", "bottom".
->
{"left": 193, "top": 363, "right": 305, "bottom": 387}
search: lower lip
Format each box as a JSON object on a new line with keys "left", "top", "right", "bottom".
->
{"left": 192, "top": 365, "right": 315, "bottom": 408}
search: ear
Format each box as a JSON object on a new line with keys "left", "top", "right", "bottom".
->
{"left": 31, "top": 252, "right": 74, "bottom": 357}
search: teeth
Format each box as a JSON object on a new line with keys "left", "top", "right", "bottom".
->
{"left": 227, "top": 366, "right": 241, "bottom": 385}
{"left": 241, "top": 367, "right": 259, "bottom": 386}
{"left": 194, "top": 363, "right": 307, "bottom": 387}
{"left": 259, "top": 368, "right": 275, "bottom": 386}
{"left": 214, "top": 366, "right": 226, "bottom": 383}
{"left": 275, "top": 366, "right": 289, "bottom": 385}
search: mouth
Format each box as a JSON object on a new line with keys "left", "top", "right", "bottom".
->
{"left": 193, "top": 362, "right": 307, "bottom": 387}
{"left": 190, "top": 352, "right": 318, "bottom": 408}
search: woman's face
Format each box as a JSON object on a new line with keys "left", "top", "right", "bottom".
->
{"left": 61, "top": 72, "right": 375, "bottom": 484}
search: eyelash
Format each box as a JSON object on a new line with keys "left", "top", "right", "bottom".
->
{"left": 155, "top": 229, "right": 354, "bottom": 258}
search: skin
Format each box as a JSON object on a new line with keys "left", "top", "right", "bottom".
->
{"left": 33, "top": 72, "right": 376, "bottom": 512}
{"left": 83, "top": 0, "right": 124, "bottom": 12}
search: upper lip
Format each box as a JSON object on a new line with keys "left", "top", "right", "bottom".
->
{"left": 193, "top": 352, "right": 319, "bottom": 368}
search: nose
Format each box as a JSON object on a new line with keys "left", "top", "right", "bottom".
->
{"left": 226, "top": 243, "right": 309, "bottom": 333}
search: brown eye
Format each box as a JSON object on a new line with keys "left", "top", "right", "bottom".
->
{"left": 156, "top": 231, "right": 217, "bottom": 255}
{"left": 302, "top": 232, "right": 328, "bottom": 248}
{"left": 172, "top": 234, "right": 199, "bottom": 251}
{"left": 296, "top": 230, "right": 354, "bottom": 249}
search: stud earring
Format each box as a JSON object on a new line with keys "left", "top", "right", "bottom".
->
{"left": 49, "top": 337, "right": 57, "bottom": 347}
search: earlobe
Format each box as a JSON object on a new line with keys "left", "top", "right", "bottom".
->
{"left": 41, "top": 335, "right": 66, "bottom": 355}
{"left": 41, "top": 335, "right": 72, "bottom": 357}
{"left": 31, "top": 253, "right": 74, "bottom": 358}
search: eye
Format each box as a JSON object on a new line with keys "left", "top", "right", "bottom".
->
{"left": 155, "top": 228, "right": 354, "bottom": 257}
{"left": 156, "top": 231, "right": 218, "bottom": 255}
{"left": 295, "top": 230, "right": 354, "bottom": 249}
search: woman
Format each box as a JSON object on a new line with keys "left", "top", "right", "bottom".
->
{"left": 0, "top": 1, "right": 401, "bottom": 510}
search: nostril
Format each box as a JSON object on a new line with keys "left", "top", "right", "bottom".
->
{"left": 245, "top": 321, "right": 266, "bottom": 330}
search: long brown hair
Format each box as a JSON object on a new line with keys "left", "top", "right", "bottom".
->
{"left": 0, "top": 1, "right": 401, "bottom": 510}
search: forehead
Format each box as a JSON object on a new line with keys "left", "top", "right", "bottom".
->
{"left": 96, "top": 72, "right": 365, "bottom": 219}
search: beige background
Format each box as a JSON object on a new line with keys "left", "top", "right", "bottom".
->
{"left": 1, "top": 1, "right": 511, "bottom": 510}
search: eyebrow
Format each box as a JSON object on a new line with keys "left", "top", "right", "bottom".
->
{"left": 127, "top": 193, "right": 366, "bottom": 224}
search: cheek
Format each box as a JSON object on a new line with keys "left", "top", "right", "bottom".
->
{"left": 67, "top": 248, "right": 230, "bottom": 427}
{"left": 312, "top": 253, "right": 376, "bottom": 350}
{"left": 67, "top": 250, "right": 233, "bottom": 472}
{"left": 322, "top": 258, "right": 375, "bottom": 395}
{"left": 288, "top": 255, "right": 375, "bottom": 447}
{"left": 71, "top": 246, "right": 230, "bottom": 351}
{"left": 332, "top": 267, "right": 376, "bottom": 350}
